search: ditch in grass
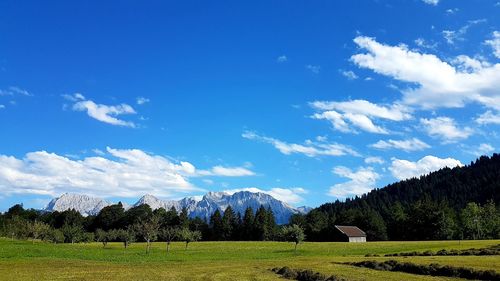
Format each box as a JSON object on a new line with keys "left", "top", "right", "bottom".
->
{"left": 343, "top": 260, "right": 500, "bottom": 281}
{"left": 271, "top": 267, "right": 347, "bottom": 281}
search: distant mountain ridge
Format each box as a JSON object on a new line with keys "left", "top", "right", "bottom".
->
{"left": 45, "top": 191, "right": 310, "bottom": 224}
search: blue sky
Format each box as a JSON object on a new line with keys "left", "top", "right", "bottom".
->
{"left": 0, "top": 0, "right": 499, "bottom": 210}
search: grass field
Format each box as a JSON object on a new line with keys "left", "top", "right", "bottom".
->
{"left": 0, "top": 238, "right": 499, "bottom": 281}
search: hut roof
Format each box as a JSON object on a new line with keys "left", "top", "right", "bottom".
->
{"left": 334, "top": 225, "right": 366, "bottom": 237}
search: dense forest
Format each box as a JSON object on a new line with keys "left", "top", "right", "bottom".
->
{"left": 1, "top": 154, "right": 499, "bottom": 243}
{"left": 291, "top": 154, "right": 500, "bottom": 241}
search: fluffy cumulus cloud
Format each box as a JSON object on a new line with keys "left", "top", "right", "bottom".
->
{"left": 351, "top": 36, "right": 500, "bottom": 110}
{"left": 224, "top": 187, "right": 307, "bottom": 205}
{"left": 0, "top": 148, "right": 255, "bottom": 198}
{"left": 420, "top": 117, "right": 473, "bottom": 143}
{"left": 242, "top": 131, "right": 358, "bottom": 157}
{"left": 310, "top": 99, "right": 411, "bottom": 134}
{"left": 64, "top": 94, "right": 137, "bottom": 127}
{"left": 371, "top": 138, "right": 430, "bottom": 152}
{"left": 328, "top": 166, "right": 380, "bottom": 199}
{"left": 389, "top": 155, "right": 463, "bottom": 181}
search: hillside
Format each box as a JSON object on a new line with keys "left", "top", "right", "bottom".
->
{"left": 295, "top": 154, "right": 500, "bottom": 241}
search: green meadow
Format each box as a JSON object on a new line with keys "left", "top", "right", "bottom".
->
{"left": 0, "top": 238, "right": 499, "bottom": 280}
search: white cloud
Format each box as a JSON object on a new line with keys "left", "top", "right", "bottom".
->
{"left": 343, "top": 113, "right": 388, "bottom": 134}
{"left": 328, "top": 167, "right": 380, "bottom": 199}
{"left": 306, "top": 64, "right": 321, "bottom": 74}
{"left": 92, "top": 149, "right": 105, "bottom": 156}
{"left": 351, "top": 36, "right": 500, "bottom": 110}
{"left": 312, "top": 111, "right": 352, "bottom": 133}
{"left": 389, "top": 155, "right": 463, "bottom": 181}
{"left": 0, "top": 86, "right": 32, "bottom": 97}
{"left": 465, "top": 143, "right": 495, "bottom": 157}
{"left": 311, "top": 99, "right": 411, "bottom": 134}
{"left": 414, "top": 38, "right": 438, "bottom": 50}
{"left": 224, "top": 187, "right": 307, "bottom": 205}
{"left": 341, "top": 70, "right": 358, "bottom": 80}
{"left": 422, "top": 0, "right": 439, "bottom": 5}
{"left": 242, "top": 131, "right": 358, "bottom": 157}
{"left": 65, "top": 94, "right": 137, "bottom": 127}
{"left": 442, "top": 19, "right": 486, "bottom": 45}
{"left": 136, "top": 97, "right": 150, "bottom": 105}
{"left": 485, "top": 31, "right": 500, "bottom": 59}
{"left": 0, "top": 148, "right": 256, "bottom": 198}
{"left": 476, "top": 110, "right": 500, "bottom": 125}
{"left": 365, "top": 157, "right": 384, "bottom": 164}
{"left": 420, "top": 117, "right": 473, "bottom": 143}
{"left": 371, "top": 138, "right": 430, "bottom": 152}
{"left": 0, "top": 148, "right": 195, "bottom": 198}
{"left": 277, "top": 55, "right": 288, "bottom": 63}
{"left": 311, "top": 100, "right": 411, "bottom": 121}
{"left": 0, "top": 104, "right": 4, "bottom": 109}
{"left": 198, "top": 166, "right": 255, "bottom": 177}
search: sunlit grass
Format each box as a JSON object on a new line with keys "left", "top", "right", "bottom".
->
{"left": 0, "top": 238, "right": 498, "bottom": 280}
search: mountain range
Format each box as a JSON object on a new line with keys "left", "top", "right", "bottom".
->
{"left": 45, "top": 191, "right": 311, "bottom": 224}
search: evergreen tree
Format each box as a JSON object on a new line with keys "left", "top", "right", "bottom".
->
{"left": 241, "top": 207, "right": 255, "bottom": 240}
{"left": 221, "top": 206, "right": 236, "bottom": 240}
{"left": 209, "top": 209, "right": 223, "bottom": 241}
{"left": 254, "top": 206, "right": 269, "bottom": 241}
{"left": 179, "top": 207, "right": 189, "bottom": 229}
{"left": 93, "top": 203, "right": 125, "bottom": 231}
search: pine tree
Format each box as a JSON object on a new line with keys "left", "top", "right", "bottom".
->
{"left": 254, "top": 206, "right": 269, "bottom": 241}
{"left": 209, "top": 209, "right": 223, "bottom": 240}
{"left": 221, "top": 206, "right": 236, "bottom": 240}
{"left": 242, "top": 207, "right": 255, "bottom": 240}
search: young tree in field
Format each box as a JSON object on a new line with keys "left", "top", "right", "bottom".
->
{"left": 45, "top": 228, "right": 65, "bottom": 244}
{"left": 95, "top": 229, "right": 114, "bottom": 248}
{"left": 159, "top": 227, "right": 178, "bottom": 253}
{"left": 281, "top": 224, "right": 305, "bottom": 253}
{"left": 28, "top": 220, "right": 51, "bottom": 244}
{"left": 61, "top": 224, "right": 83, "bottom": 244}
{"left": 177, "top": 228, "right": 201, "bottom": 250}
{"left": 135, "top": 215, "right": 160, "bottom": 254}
{"left": 115, "top": 227, "right": 135, "bottom": 249}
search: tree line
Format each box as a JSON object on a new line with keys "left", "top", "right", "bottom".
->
{"left": 290, "top": 154, "right": 500, "bottom": 241}
{"left": 0, "top": 202, "right": 305, "bottom": 251}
